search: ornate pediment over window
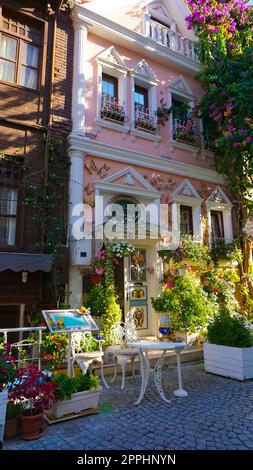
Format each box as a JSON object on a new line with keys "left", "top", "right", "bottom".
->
{"left": 148, "top": 1, "right": 175, "bottom": 28}
{"left": 168, "top": 76, "right": 194, "bottom": 100}
{"left": 172, "top": 179, "right": 202, "bottom": 204}
{"left": 131, "top": 59, "right": 158, "bottom": 84}
{"left": 97, "top": 46, "right": 127, "bottom": 71}
{"left": 207, "top": 186, "right": 233, "bottom": 207}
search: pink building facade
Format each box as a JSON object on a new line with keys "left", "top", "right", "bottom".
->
{"left": 68, "top": 1, "right": 234, "bottom": 337}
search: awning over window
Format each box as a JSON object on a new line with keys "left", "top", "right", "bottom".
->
{"left": 0, "top": 253, "right": 53, "bottom": 272}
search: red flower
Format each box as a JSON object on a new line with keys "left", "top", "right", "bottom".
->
{"left": 51, "top": 337, "right": 56, "bottom": 342}
{"left": 57, "top": 343, "right": 62, "bottom": 349}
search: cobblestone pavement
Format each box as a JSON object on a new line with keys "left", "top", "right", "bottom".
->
{"left": 4, "top": 361, "right": 253, "bottom": 450}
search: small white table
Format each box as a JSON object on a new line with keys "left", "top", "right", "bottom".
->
{"left": 128, "top": 341, "right": 188, "bottom": 405}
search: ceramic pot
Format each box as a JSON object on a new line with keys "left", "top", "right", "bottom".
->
{"left": 4, "top": 418, "right": 19, "bottom": 439}
{"left": 20, "top": 410, "right": 46, "bottom": 440}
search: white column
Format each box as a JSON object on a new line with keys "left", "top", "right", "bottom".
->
{"left": 68, "top": 149, "right": 85, "bottom": 307}
{"left": 193, "top": 205, "right": 202, "bottom": 241}
{"left": 97, "top": 63, "right": 103, "bottom": 117}
{"left": 223, "top": 208, "right": 233, "bottom": 242}
{"left": 172, "top": 202, "right": 180, "bottom": 247}
{"left": 143, "top": 10, "right": 151, "bottom": 37}
{"left": 69, "top": 267, "right": 83, "bottom": 308}
{"left": 130, "top": 75, "right": 135, "bottom": 128}
{"left": 71, "top": 16, "right": 89, "bottom": 136}
{"left": 68, "top": 149, "right": 85, "bottom": 235}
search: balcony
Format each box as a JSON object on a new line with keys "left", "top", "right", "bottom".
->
{"left": 100, "top": 97, "right": 126, "bottom": 124}
{"left": 134, "top": 107, "right": 157, "bottom": 134}
{"left": 144, "top": 18, "right": 198, "bottom": 63}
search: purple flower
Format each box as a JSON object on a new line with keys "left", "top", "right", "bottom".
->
{"left": 232, "top": 142, "right": 240, "bottom": 149}
{"left": 246, "top": 136, "right": 253, "bottom": 143}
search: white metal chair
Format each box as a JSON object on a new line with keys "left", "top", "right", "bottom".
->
{"left": 71, "top": 332, "right": 109, "bottom": 388}
{"left": 107, "top": 319, "right": 139, "bottom": 390}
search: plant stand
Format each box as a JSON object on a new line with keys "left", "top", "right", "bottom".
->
{"left": 44, "top": 407, "right": 98, "bottom": 425}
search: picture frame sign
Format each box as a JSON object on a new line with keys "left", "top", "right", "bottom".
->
{"left": 42, "top": 310, "right": 99, "bottom": 333}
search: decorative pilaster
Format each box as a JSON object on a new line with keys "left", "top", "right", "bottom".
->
{"left": 71, "top": 12, "right": 89, "bottom": 136}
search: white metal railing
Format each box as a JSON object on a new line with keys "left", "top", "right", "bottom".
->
{"left": 0, "top": 326, "right": 47, "bottom": 370}
{"left": 172, "top": 118, "right": 199, "bottom": 146}
{"left": 134, "top": 106, "right": 157, "bottom": 133}
{"left": 101, "top": 95, "right": 126, "bottom": 124}
{"left": 145, "top": 18, "right": 198, "bottom": 62}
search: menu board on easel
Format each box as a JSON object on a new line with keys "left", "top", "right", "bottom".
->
{"left": 42, "top": 310, "right": 99, "bottom": 333}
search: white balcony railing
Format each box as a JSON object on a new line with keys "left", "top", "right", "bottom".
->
{"left": 101, "top": 95, "right": 126, "bottom": 124}
{"left": 0, "top": 326, "right": 46, "bottom": 370}
{"left": 144, "top": 18, "right": 198, "bottom": 62}
{"left": 134, "top": 107, "right": 157, "bottom": 133}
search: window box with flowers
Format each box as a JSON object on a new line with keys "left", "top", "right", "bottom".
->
{"left": 100, "top": 100, "right": 126, "bottom": 124}
{"left": 135, "top": 115, "right": 157, "bottom": 133}
{"left": 173, "top": 119, "right": 198, "bottom": 145}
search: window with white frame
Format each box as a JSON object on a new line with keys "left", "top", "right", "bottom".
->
{"left": 168, "top": 77, "right": 199, "bottom": 150}
{"left": 206, "top": 186, "right": 233, "bottom": 244}
{"left": 180, "top": 205, "right": 193, "bottom": 237}
{"left": 171, "top": 94, "right": 197, "bottom": 146}
{"left": 171, "top": 179, "right": 202, "bottom": 242}
{"left": 130, "top": 60, "right": 158, "bottom": 136}
{"left": 134, "top": 82, "right": 157, "bottom": 133}
{"left": 96, "top": 47, "right": 128, "bottom": 128}
{"left": 210, "top": 210, "right": 225, "bottom": 241}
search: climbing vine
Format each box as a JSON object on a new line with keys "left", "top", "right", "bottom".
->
{"left": 186, "top": 0, "right": 253, "bottom": 297}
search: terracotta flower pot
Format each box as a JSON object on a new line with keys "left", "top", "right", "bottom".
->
{"left": 20, "top": 410, "right": 46, "bottom": 440}
{"left": 4, "top": 418, "right": 19, "bottom": 440}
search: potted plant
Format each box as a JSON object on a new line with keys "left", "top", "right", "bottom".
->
{"left": 0, "top": 343, "right": 17, "bottom": 448}
{"left": 155, "top": 98, "right": 171, "bottom": 126}
{"left": 158, "top": 236, "right": 210, "bottom": 268}
{"left": 48, "top": 372, "right": 101, "bottom": 419}
{"left": 152, "top": 273, "right": 214, "bottom": 345}
{"left": 210, "top": 239, "right": 242, "bottom": 267}
{"left": 204, "top": 311, "right": 253, "bottom": 380}
{"left": 8, "top": 364, "right": 57, "bottom": 440}
{"left": 4, "top": 401, "right": 25, "bottom": 440}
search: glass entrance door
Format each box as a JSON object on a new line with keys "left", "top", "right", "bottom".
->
{"left": 125, "top": 248, "right": 149, "bottom": 332}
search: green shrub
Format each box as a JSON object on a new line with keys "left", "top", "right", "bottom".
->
{"left": 53, "top": 372, "right": 99, "bottom": 401}
{"left": 85, "top": 284, "right": 107, "bottom": 317}
{"left": 211, "top": 239, "right": 242, "bottom": 264}
{"left": 152, "top": 273, "right": 214, "bottom": 333}
{"left": 6, "top": 402, "right": 25, "bottom": 420}
{"left": 207, "top": 313, "right": 252, "bottom": 348}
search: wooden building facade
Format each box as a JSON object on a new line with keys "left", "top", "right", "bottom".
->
{"left": 0, "top": 0, "right": 73, "bottom": 330}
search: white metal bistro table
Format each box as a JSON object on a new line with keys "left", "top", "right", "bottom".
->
{"left": 128, "top": 341, "right": 188, "bottom": 405}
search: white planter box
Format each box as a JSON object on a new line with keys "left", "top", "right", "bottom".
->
{"left": 176, "top": 332, "right": 199, "bottom": 346}
{"left": 203, "top": 343, "right": 253, "bottom": 380}
{"left": 50, "top": 387, "right": 101, "bottom": 419}
{"left": 0, "top": 391, "right": 8, "bottom": 448}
